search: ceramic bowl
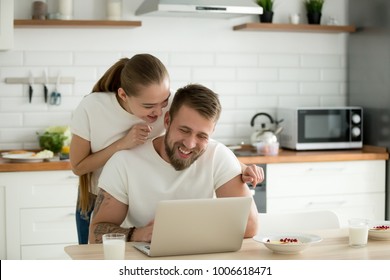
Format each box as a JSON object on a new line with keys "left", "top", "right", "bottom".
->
{"left": 368, "top": 221, "right": 390, "bottom": 241}
{"left": 253, "top": 233, "right": 322, "bottom": 254}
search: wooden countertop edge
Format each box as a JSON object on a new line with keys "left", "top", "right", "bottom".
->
{"left": 238, "top": 152, "right": 389, "bottom": 164}
{"left": 0, "top": 160, "right": 72, "bottom": 172}
{"left": 0, "top": 146, "right": 388, "bottom": 172}
{"left": 238, "top": 146, "right": 389, "bottom": 165}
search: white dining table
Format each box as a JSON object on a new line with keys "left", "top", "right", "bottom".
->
{"left": 64, "top": 228, "right": 390, "bottom": 260}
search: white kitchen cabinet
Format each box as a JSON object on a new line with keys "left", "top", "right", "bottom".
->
{"left": 0, "top": 185, "right": 6, "bottom": 259}
{"left": 2, "top": 170, "right": 79, "bottom": 259}
{"left": 0, "top": 0, "right": 13, "bottom": 50}
{"left": 266, "top": 160, "right": 386, "bottom": 227}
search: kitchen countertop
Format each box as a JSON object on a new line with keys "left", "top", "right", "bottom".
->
{"left": 65, "top": 228, "right": 390, "bottom": 260}
{"left": 0, "top": 156, "right": 72, "bottom": 172}
{"left": 234, "top": 145, "right": 389, "bottom": 165}
{"left": 0, "top": 145, "right": 388, "bottom": 172}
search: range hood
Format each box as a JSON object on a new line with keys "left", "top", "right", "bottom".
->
{"left": 135, "top": 0, "right": 263, "bottom": 18}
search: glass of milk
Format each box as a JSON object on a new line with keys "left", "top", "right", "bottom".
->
{"left": 103, "top": 233, "right": 126, "bottom": 259}
{"left": 348, "top": 218, "right": 369, "bottom": 247}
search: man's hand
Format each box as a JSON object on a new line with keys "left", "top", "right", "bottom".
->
{"left": 131, "top": 221, "right": 154, "bottom": 242}
{"left": 242, "top": 164, "right": 264, "bottom": 186}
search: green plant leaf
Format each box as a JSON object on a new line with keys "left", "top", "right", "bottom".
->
{"left": 304, "top": 0, "right": 324, "bottom": 13}
{"left": 256, "top": 0, "right": 273, "bottom": 12}
{"left": 37, "top": 132, "right": 67, "bottom": 153}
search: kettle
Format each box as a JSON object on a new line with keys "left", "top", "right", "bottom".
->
{"left": 250, "top": 112, "right": 283, "bottom": 145}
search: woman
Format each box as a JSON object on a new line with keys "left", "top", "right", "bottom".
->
{"left": 70, "top": 54, "right": 263, "bottom": 244}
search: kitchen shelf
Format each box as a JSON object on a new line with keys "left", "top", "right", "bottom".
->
{"left": 14, "top": 19, "right": 142, "bottom": 28}
{"left": 233, "top": 23, "right": 356, "bottom": 33}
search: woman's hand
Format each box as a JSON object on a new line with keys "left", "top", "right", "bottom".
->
{"left": 241, "top": 164, "right": 264, "bottom": 187}
{"left": 119, "top": 123, "right": 152, "bottom": 150}
{"left": 70, "top": 123, "right": 152, "bottom": 176}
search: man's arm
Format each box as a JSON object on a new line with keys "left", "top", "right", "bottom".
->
{"left": 215, "top": 175, "right": 258, "bottom": 238}
{"left": 89, "top": 189, "right": 129, "bottom": 244}
{"left": 89, "top": 188, "right": 155, "bottom": 244}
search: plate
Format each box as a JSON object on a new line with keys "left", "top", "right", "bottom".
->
{"left": 253, "top": 233, "right": 322, "bottom": 254}
{"left": 368, "top": 221, "right": 390, "bottom": 241}
{"left": 2, "top": 152, "right": 52, "bottom": 162}
{"left": 1, "top": 151, "right": 35, "bottom": 157}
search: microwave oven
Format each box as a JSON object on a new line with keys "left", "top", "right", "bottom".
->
{"left": 277, "top": 107, "right": 363, "bottom": 150}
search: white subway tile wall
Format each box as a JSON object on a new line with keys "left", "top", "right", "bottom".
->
{"left": 0, "top": 0, "right": 348, "bottom": 150}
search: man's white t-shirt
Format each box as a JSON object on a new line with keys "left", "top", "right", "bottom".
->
{"left": 70, "top": 92, "right": 167, "bottom": 194}
{"left": 99, "top": 138, "right": 242, "bottom": 227}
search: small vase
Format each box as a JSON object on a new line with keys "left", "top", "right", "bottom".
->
{"left": 106, "top": 0, "right": 122, "bottom": 21}
{"left": 58, "top": 0, "right": 73, "bottom": 20}
{"left": 307, "top": 12, "right": 321, "bottom": 24}
{"left": 259, "top": 11, "right": 274, "bottom": 23}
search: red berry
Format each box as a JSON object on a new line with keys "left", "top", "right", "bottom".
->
{"left": 374, "top": 225, "right": 390, "bottom": 230}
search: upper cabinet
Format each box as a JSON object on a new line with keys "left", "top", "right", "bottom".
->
{"left": 0, "top": 0, "right": 14, "bottom": 50}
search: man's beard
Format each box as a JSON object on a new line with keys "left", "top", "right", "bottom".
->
{"left": 164, "top": 130, "right": 204, "bottom": 171}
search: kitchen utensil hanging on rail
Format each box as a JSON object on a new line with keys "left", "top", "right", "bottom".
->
{"left": 43, "top": 70, "right": 48, "bottom": 103}
{"left": 50, "top": 73, "right": 62, "bottom": 106}
{"left": 28, "top": 71, "right": 34, "bottom": 103}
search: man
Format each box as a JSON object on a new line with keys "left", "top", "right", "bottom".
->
{"left": 89, "top": 84, "right": 259, "bottom": 244}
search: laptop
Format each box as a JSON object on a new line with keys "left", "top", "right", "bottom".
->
{"left": 133, "top": 196, "right": 252, "bottom": 257}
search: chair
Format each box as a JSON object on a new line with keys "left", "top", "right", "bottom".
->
{"left": 257, "top": 210, "right": 340, "bottom": 234}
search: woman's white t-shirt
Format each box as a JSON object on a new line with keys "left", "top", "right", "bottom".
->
{"left": 70, "top": 92, "right": 167, "bottom": 194}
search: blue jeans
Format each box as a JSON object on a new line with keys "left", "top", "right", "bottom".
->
{"left": 75, "top": 192, "right": 96, "bottom": 244}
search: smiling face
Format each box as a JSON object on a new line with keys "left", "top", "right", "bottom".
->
{"left": 163, "top": 104, "right": 216, "bottom": 170}
{"left": 118, "top": 77, "right": 170, "bottom": 123}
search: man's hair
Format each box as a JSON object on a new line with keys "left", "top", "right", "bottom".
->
{"left": 169, "top": 84, "right": 221, "bottom": 123}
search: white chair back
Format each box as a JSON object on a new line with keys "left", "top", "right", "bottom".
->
{"left": 258, "top": 210, "right": 340, "bottom": 234}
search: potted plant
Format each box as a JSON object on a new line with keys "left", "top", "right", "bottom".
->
{"left": 304, "top": 0, "right": 324, "bottom": 25}
{"left": 256, "top": 0, "right": 274, "bottom": 23}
